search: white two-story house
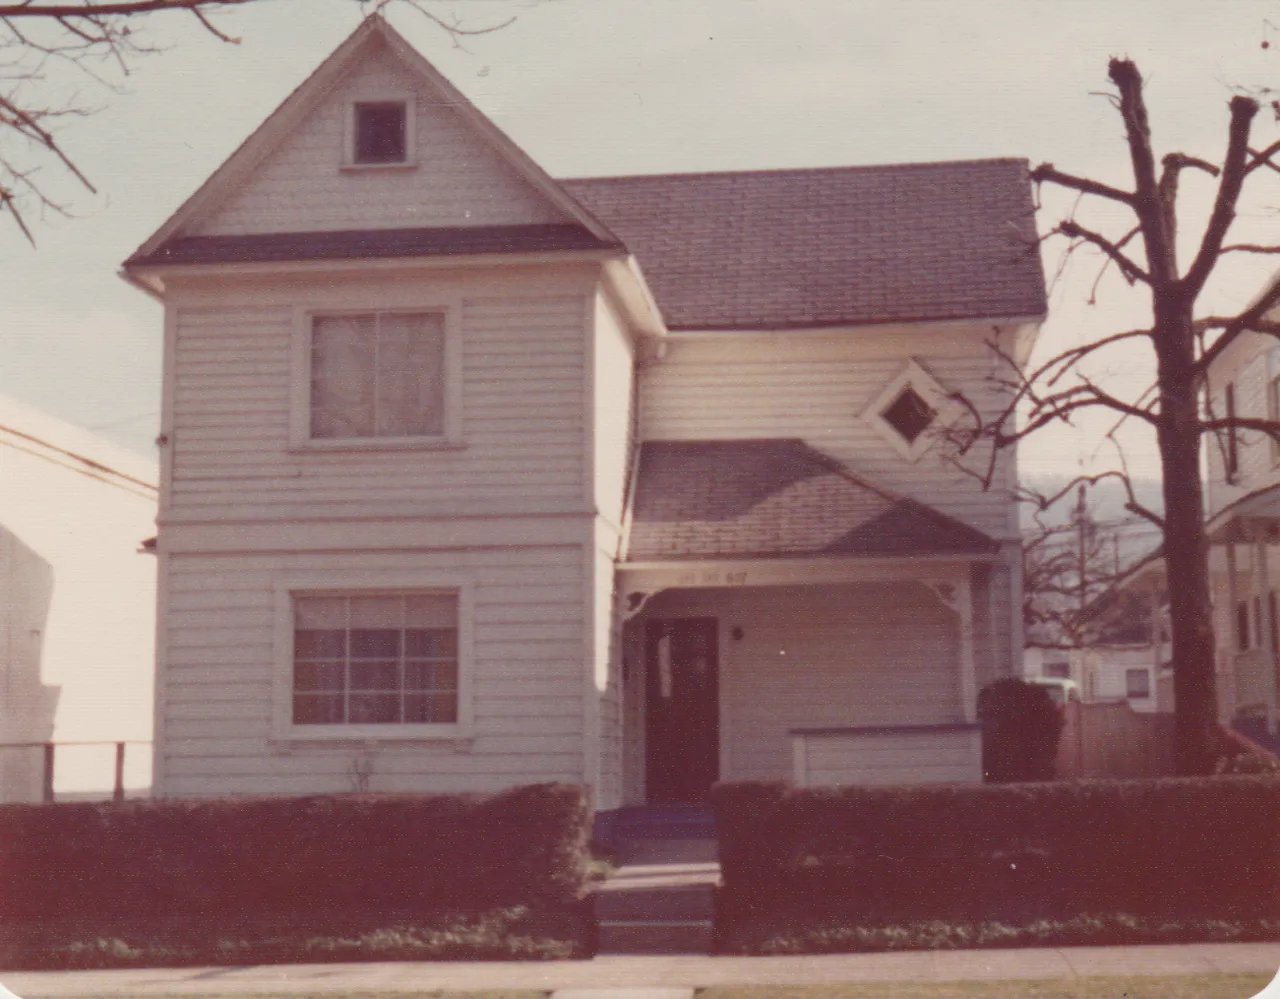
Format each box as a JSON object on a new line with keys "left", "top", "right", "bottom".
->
{"left": 122, "top": 17, "right": 1046, "bottom": 808}
{"left": 1202, "top": 324, "right": 1280, "bottom": 735}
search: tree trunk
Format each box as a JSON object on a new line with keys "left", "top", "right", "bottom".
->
{"left": 1156, "top": 305, "right": 1221, "bottom": 774}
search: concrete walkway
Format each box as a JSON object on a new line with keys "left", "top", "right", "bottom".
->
{"left": 2, "top": 942, "right": 1277, "bottom": 996}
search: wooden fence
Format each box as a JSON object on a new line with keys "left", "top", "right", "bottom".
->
{"left": 1056, "top": 701, "right": 1177, "bottom": 779}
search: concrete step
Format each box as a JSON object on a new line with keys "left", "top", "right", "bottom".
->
{"left": 595, "top": 918, "right": 714, "bottom": 955}
{"left": 594, "top": 882, "right": 716, "bottom": 921}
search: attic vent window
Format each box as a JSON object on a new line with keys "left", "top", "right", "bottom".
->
{"left": 353, "top": 101, "right": 408, "bottom": 164}
{"left": 862, "top": 358, "right": 957, "bottom": 462}
{"left": 881, "top": 386, "right": 936, "bottom": 445}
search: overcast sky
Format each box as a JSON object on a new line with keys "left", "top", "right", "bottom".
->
{"left": 5, "top": 0, "right": 1280, "bottom": 483}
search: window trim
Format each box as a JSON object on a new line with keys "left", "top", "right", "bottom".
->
{"left": 1125, "top": 667, "right": 1151, "bottom": 700}
{"left": 862, "top": 358, "right": 959, "bottom": 462}
{"left": 272, "top": 571, "right": 475, "bottom": 742}
{"left": 342, "top": 95, "right": 416, "bottom": 170}
{"left": 289, "top": 303, "right": 463, "bottom": 451}
{"left": 1224, "top": 381, "right": 1240, "bottom": 483}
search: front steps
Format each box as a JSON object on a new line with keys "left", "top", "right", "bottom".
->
{"left": 592, "top": 807, "right": 718, "bottom": 955}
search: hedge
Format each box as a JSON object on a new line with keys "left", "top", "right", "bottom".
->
{"left": 0, "top": 783, "right": 590, "bottom": 924}
{"left": 713, "top": 777, "right": 1280, "bottom": 927}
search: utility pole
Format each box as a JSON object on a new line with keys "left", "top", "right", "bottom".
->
{"left": 1076, "top": 485, "right": 1089, "bottom": 615}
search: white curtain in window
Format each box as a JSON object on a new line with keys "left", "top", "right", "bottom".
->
{"left": 311, "top": 315, "right": 376, "bottom": 438}
{"left": 311, "top": 313, "right": 446, "bottom": 439}
{"left": 377, "top": 313, "right": 446, "bottom": 437}
{"left": 295, "top": 595, "right": 347, "bottom": 629}
{"left": 405, "top": 594, "right": 457, "bottom": 628}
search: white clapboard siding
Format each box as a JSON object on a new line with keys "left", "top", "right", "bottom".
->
{"left": 167, "top": 290, "right": 589, "bottom": 522}
{"left": 642, "top": 583, "right": 961, "bottom": 784}
{"left": 195, "top": 44, "right": 567, "bottom": 236}
{"left": 592, "top": 535, "right": 624, "bottom": 810}
{"left": 641, "top": 329, "right": 1016, "bottom": 536}
{"left": 973, "top": 563, "right": 1014, "bottom": 690}
{"left": 1205, "top": 330, "right": 1280, "bottom": 515}
{"left": 798, "top": 729, "right": 983, "bottom": 786}
{"left": 159, "top": 544, "right": 588, "bottom": 797}
{"left": 593, "top": 294, "right": 635, "bottom": 529}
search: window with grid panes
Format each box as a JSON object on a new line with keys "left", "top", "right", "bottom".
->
{"left": 292, "top": 593, "right": 458, "bottom": 725}
{"left": 310, "top": 312, "right": 446, "bottom": 440}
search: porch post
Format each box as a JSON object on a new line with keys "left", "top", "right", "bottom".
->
{"left": 1255, "top": 528, "right": 1279, "bottom": 736}
{"left": 1149, "top": 587, "right": 1161, "bottom": 691}
{"left": 1226, "top": 542, "right": 1241, "bottom": 717}
{"left": 958, "top": 568, "right": 977, "bottom": 723}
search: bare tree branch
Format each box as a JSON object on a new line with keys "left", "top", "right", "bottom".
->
{"left": 1030, "top": 162, "right": 1134, "bottom": 204}
{"left": 1058, "top": 219, "right": 1151, "bottom": 284}
{"left": 1181, "top": 95, "right": 1260, "bottom": 297}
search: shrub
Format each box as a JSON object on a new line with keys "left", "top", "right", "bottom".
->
{"left": 0, "top": 783, "right": 590, "bottom": 924}
{"left": 978, "top": 677, "right": 1064, "bottom": 781}
{"left": 712, "top": 776, "right": 1280, "bottom": 931}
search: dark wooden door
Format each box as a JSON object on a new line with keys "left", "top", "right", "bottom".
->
{"left": 645, "top": 617, "right": 719, "bottom": 803}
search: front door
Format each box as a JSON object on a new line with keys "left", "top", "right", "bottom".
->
{"left": 645, "top": 617, "right": 719, "bottom": 803}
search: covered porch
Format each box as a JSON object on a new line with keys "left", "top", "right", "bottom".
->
{"left": 1205, "top": 484, "right": 1280, "bottom": 737}
{"left": 610, "top": 439, "right": 1016, "bottom": 804}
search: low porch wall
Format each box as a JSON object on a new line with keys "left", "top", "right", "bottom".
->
{"left": 790, "top": 724, "right": 983, "bottom": 787}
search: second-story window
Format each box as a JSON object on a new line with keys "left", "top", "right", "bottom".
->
{"left": 310, "top": 312, "right": 446, "bottom": 440}
{"left": 1225, "top": 382, "right": 1240, "bottom": 482}
{"left": 1269, "top": 373, "right": 1280, "bottom": 465}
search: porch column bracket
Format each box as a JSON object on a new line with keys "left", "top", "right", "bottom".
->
{"left": 622, "top": 590, "right": 658, "bottom": 622}
{"left": 925, "top": 580, "right": 961, "bottom": 612}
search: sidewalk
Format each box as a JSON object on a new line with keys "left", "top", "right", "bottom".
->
{"left": 3, "top": 942, "right": 1278, "bottom": 997}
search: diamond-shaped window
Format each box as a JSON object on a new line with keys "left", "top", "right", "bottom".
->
{"left": 881, "top": 385, "right": 936, "bottom": 444}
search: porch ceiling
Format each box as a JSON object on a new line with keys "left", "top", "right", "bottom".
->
{"left": 1207, "top": 483, "right": 1280, "bottom": 543}
{"left": 625, "top": 439, "right": 999, "bottom": 561}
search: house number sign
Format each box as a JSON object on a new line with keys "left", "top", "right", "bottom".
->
{"left": 674, "top": 570, "right": 749, "bottom": 586}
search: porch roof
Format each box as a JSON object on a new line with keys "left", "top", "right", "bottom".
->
{"left": 625, "top": 439, "right": 999, "bottom": 561}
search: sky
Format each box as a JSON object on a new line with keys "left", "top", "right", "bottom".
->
{"left": 6, "top": 0, "right": 1280, "bottom": 484}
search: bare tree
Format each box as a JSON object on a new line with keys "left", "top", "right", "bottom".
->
{"left": 0, "top": 0, "right": 515, "bottom": 241}
{"left": 1022, "top": 486, "right": 1140, "bottom": 651}
{"left": 952, "top": 58, "right": 1280, "bottom": 775}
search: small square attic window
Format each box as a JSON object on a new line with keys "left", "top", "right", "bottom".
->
{"left": 353, "top": 101, "right": 408, "bottom": 164}
{"left": 881, "top": 385, "right": 936, "bottom": 445}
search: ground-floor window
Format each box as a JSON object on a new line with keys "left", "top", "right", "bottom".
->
{"left": 292, "top": 592, "right": 459, "bottom": 725}
{"left": 1125, "top": 667, "right": 1151, "bottom": 700}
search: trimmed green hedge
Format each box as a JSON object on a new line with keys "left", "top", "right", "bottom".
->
{"left": 713, "top": 777, "right": 1280, "bottom": 928}
{"left": 0, "top": 783, "right": 590, "bottom": 963}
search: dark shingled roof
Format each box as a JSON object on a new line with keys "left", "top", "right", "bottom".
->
{"left": 125, "top": 223, "right": 616, "bottom": 267}
{"left": 563, "top": 159, "right": 1046, "bottom": 330}
{"left": 627, "top": 439, "right": 998, "bottom": 561}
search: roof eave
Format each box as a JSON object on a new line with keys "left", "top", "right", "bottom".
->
{"left": 123, "top": 244, "right": 625, "bottom": 295}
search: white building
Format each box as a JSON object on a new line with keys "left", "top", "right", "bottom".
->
{"left": 0, "top": 395, "right": 157, "bottom": 801}
{"left": 122, "top": 17, "right": 1046, "bottom": 807}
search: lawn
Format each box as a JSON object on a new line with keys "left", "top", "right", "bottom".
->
{"left": 0, "top": 905, "right": 588, "bottom": 971}
{"left": 13, "top": 977, "right": 1273, "bottom": 999}
{"left": 698, "top": 974, "right": 1276, "bottom": 999}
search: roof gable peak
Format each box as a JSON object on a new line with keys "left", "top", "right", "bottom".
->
{"left": 128, "top": 14, "right": 612, "bottom": 264}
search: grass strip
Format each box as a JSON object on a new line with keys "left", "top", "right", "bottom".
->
{"left": 0, "top": 905, "right": 588, "bottom": 971}
{"left": 717, "top": 912, "right": 1280, "bottom": 955}
{"left": 698, "top": 972, "right": 1275, "bottom": 999}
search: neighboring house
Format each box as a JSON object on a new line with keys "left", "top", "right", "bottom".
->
{"left": 1024, "top": 568, "right": 1172, "bottom": 712}
{"left": 1203, "top": 324, "right": 1280, "bottom": 732}
{"left": 0, "top": 395, "right": 157, "bottom": 801}
{"left": 121, "top": 17, "right": 1046, "bottom": 807}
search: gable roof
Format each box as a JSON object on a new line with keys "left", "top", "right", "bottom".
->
{"left": 126, "top": 15, "right": 615, "bottom": 265}
{"left": 562, "top": 160, "right": 1046, "bottom": 331}
{"left": 626, "top": 439, "right": 998, "bottom": 561}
